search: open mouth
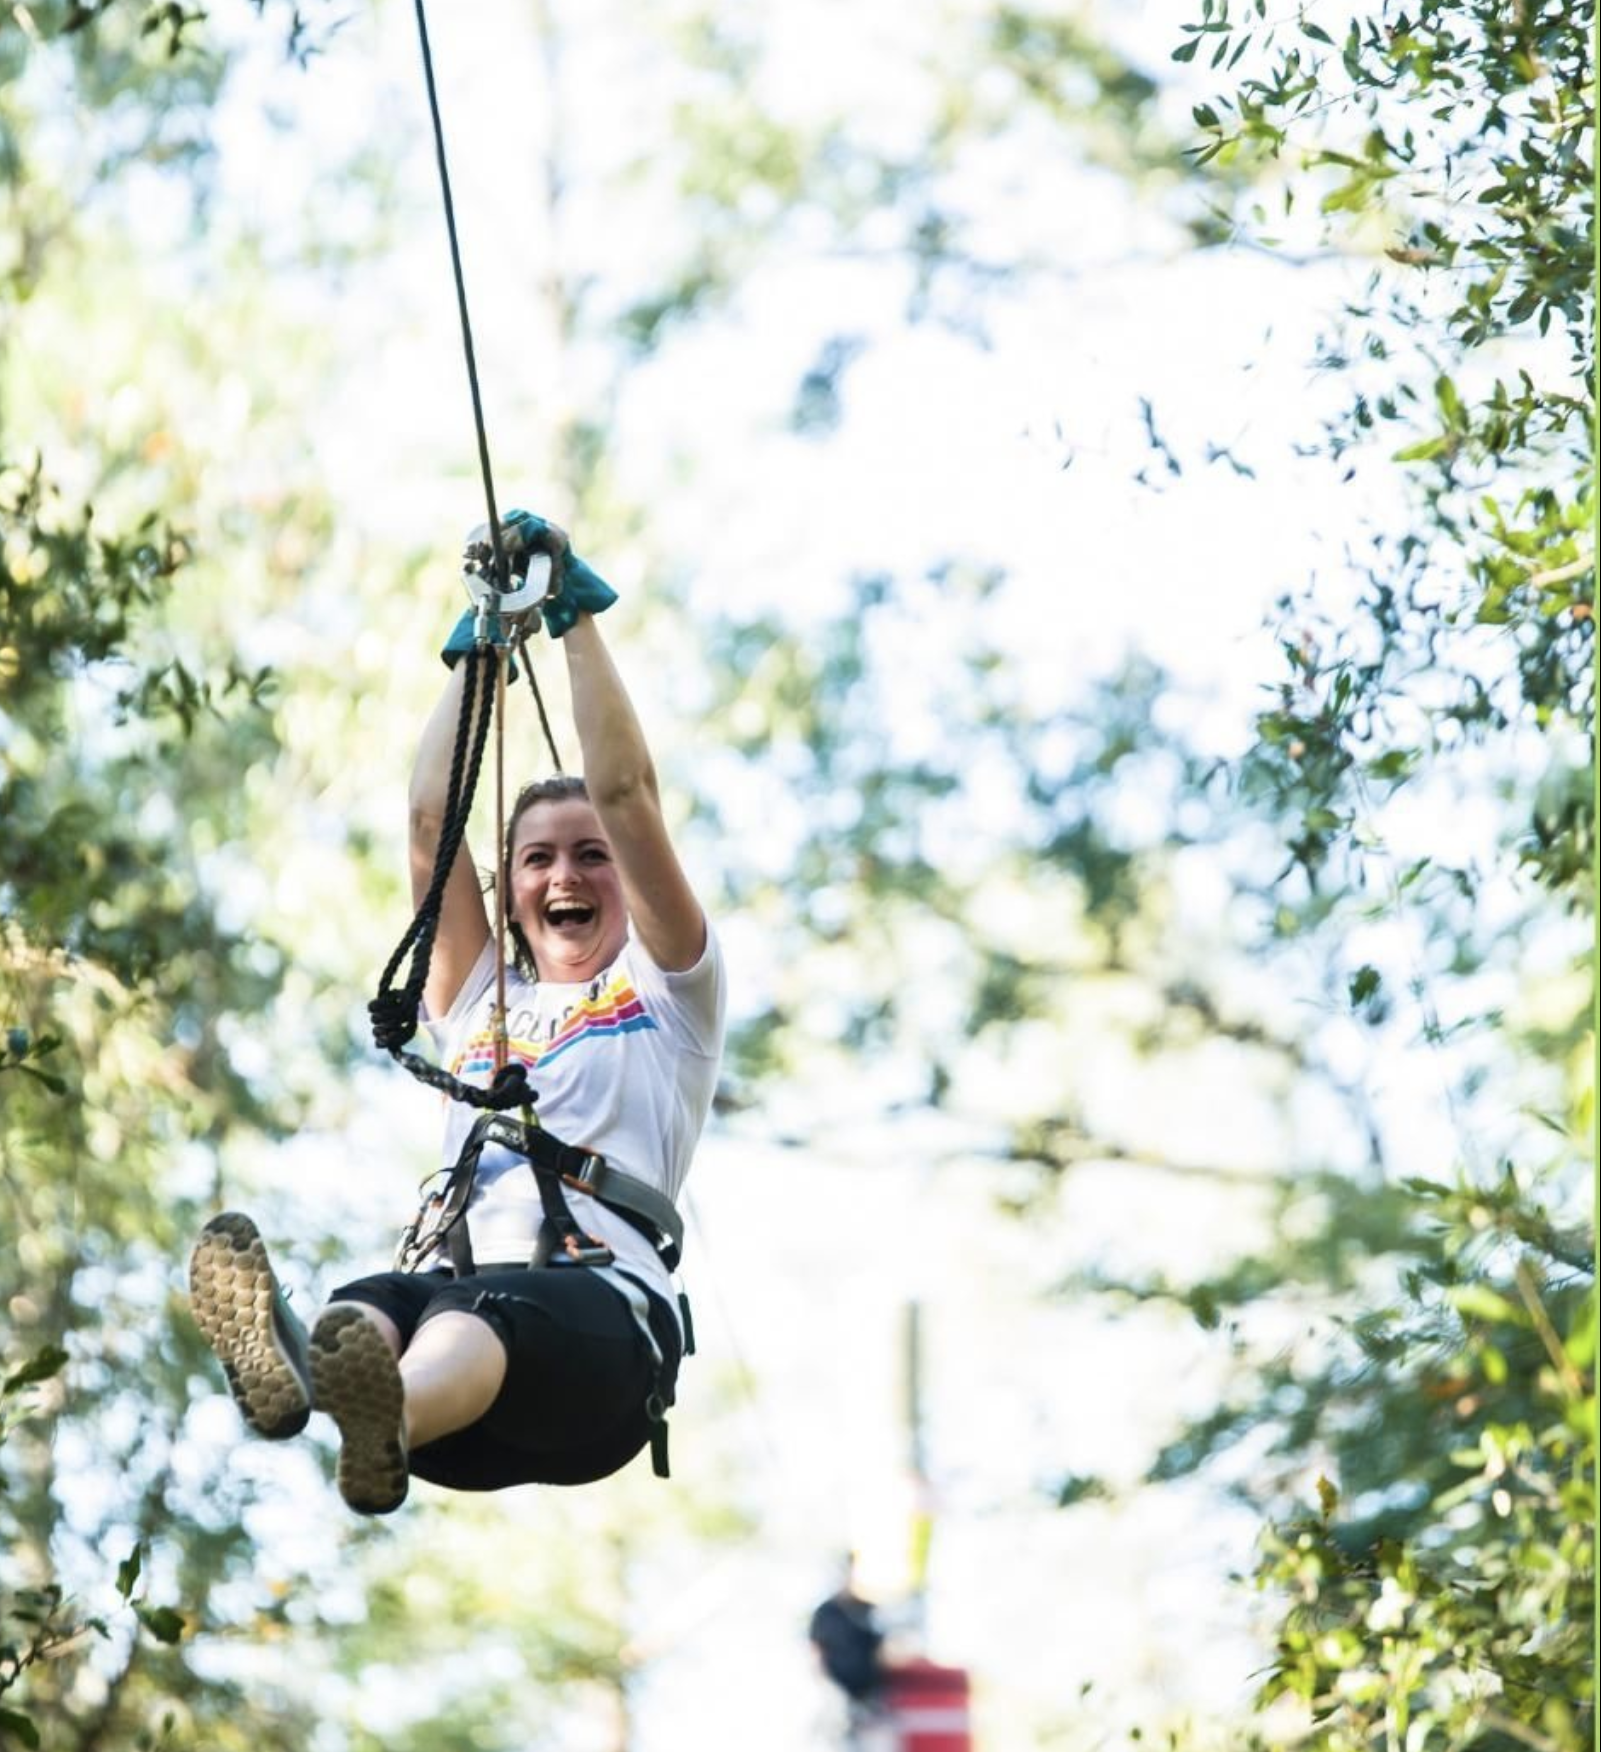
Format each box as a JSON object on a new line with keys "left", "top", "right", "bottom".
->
{"left": 544, "top": 902, "right": 596, "bottom": 931}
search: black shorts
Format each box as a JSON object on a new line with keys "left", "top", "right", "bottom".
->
{"left": 326, "top": 1264, "right": 681, "bottom": 1490}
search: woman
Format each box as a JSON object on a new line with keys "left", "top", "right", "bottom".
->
{"left": 189, "top": 515, "right": 726, "bottom": 1513}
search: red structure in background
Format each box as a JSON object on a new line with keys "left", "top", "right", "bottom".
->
{"left": 882, "top": 1659, "right": 972, "bottom": 1752}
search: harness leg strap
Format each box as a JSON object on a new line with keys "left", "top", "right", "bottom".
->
{"left": 648, "top": 1395, "right": 670, "bottom": 1479}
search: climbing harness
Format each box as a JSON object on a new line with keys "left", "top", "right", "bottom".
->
{"left": 389, "top": 1103, "right": 692, "bottom": 1479}
{"left": 394, "top": 1114, "right": 685, "bottom": 1281}
{"left": 365, "top": 2, "right": 692, "bottom": 1476}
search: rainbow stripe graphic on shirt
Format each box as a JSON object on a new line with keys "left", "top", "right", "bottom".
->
{"left": 451, "top": 971, "right": 658, "bottom": 1081}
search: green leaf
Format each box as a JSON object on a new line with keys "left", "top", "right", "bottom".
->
{"left": 2, "top": 1346, "right": 69, "bottom": 1397}
{"left": 1365, "top": 748, "right": 1416, "bottom": 781}
{"left": 1321, "top": 177, "right": 1375, "bottom": 215}
{"left": 1055, "top": 1472, "right": 1111, "bottom": 1508}
{"left": 1566, "top": 1305, "right": 1598, "bottom": 1368}
{"left": 1348, "top": 965, "right": 1382, "bottom": 1006}
{"left": 1173, "top": 38, "right": 1200, "bottom": 62}
{"left": 1448, "top": 1284, "right": 1524, "bottom": 1325}
{"left": 1300, "top": 21, "right": 1333, "bottom": 43}
{"left": 1392, "top": 437, "right": 1450, "bottom": 462}
{"left": 0, "top": 1709, "right": 41, "bottom": 1749}
{"left": 116, "top": 1545, "right": 143, "bottom": 1601}
{"left": 134, "top": 1604, "right": 187, "bottom": 1645}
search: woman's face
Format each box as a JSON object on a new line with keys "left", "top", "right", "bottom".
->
{"left": 508, "top": 797, "right": 628, "bottom": 983}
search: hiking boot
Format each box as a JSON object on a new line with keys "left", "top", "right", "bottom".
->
{"left": 310, "top": 1305, "right": 409, "bottom": 1515}
{"left": 188, "top": 1211, "right": 313, "bottom": 1440}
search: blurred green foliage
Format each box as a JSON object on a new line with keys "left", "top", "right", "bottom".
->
{"left": 1184, "top": 0, "right": 1595, "bottom": 905}
{"left": 1129, "top": 2, "right": 1595, "bottom": 1746}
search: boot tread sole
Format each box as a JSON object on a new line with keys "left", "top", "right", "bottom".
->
{"left": 311, "top": 1305, "right": 409, "bottom": 1516}
{"left": 188, "top": 1212, "right": 311, "bottom": 1441}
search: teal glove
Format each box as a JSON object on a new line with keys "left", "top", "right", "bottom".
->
{"left": 441, "top": 605, "right": 514, "bottom": 670}
{"left": 500, "top": 508, "right": 619, "bottom": 638}
{"left": 543, "top": 552, "right": 618, "bottom": 637}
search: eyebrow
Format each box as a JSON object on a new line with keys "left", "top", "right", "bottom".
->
{"left": 518, "top": 836, "right": 610, "bottom": 853}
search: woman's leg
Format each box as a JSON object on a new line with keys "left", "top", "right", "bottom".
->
{"left": 188, "top": 1212, "right": 313, "bottom": 1440}
{"left": 309, "top": 1294, "right": 509, "bottom": 1513}
{"left": 190, "top": 1232, "right": 516, "bottom": 1514}
{"left": 391, "top": 1309, "right": 508, "bottom": 1449}
{"left": 308, "top": 1267, "right": 672, "bottom": 1503}
{"left": 317, "top": 1298, "right": 507, "bottom": 1447}
{"left": 308, "top": 1301, "right": 409, "bottom": 1514}
{"left": 405, "top": 1269, "right": 677, "bottom": 1491}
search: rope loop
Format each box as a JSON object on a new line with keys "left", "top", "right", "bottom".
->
{"left": 369, "top": 990, "right": 421, "bottom": 1053}
{"left": 371, "top": 645, "right": 493, "bottom": 1065}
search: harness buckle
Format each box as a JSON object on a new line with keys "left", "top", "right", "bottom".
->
{"left": 530, "top": 1217, "right": 613, "bottom": 1270}
{"left": 560, "top": 1235, "right": 615, "bottom": 1268}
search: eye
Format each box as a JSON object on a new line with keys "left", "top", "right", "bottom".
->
{"left": 520, "top": 847, "right": 551, "bottom": 867}
{"left": 580, "top": 846, "right": 612, "bottom": 864}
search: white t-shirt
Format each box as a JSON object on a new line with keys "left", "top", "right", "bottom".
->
{"left": 422, "top": 926, "right": 726, "bottom": 1335}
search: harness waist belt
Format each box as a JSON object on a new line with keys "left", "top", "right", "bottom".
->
{"left": 479, "top": 1114, "right": 684, "bottom": 1263}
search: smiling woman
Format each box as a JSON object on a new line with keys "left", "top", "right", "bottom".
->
{"left": 503, "top": 778, "right": 627, "bottom": 983}
{"left": 188, "top": 515, "right": 727, "bottom": 1512}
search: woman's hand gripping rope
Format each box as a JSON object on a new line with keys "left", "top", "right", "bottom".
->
{"left": 440, "top": 509, "right": 618, "bottom": 669}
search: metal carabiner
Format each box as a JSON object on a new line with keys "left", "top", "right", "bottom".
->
{"left": 460, "top": 522, "right": 554, "bottom": 621}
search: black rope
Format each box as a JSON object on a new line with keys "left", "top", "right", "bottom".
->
{"left": 369, "top": 648, "right": 483, "bottom": 1037}
{"left": 368, "top": 649, "right": 534, "bottom": 1113}
{"left": 512, "top": 624, "right": 564, "bottom": 773}
{"left": 370, "top": 646, "right": 487, "bottom": 1046}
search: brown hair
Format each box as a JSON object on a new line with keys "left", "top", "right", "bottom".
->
{"left": 501, "top": 774, "right": 591, "bottom": 977}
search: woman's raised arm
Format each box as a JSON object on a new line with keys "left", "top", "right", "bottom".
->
{"left": 560, "top": 612, "right": 707, "bottom": 974}
{"left": 408, "top": 657, "right": 492, "bottom": 1016}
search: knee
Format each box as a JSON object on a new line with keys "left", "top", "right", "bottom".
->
{"left": 322, "top": 1298, "right": 404, "bottom": 1358}
{"left": 415, "top": 1303, "right": 511, "bottom": 1363}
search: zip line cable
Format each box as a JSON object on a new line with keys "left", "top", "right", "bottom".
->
{"left": 408, "top": 0, "right": 562, "bottom": 773}
{"left": 410, "top": 0, "right": 508, "bottom": 593}
{"left": 371, "top": 5, "right": 576, "bottom": 1073}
